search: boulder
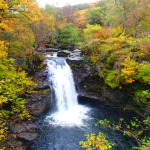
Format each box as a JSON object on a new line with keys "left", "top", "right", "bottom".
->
{"left": 35, "top": 81, "right": 49, "bottom": 91}
{"left": 15, "top": 146, "right": 26, "bottom": 150}
{"left": 69, "top": 49, "right": 81, "bottom": 57}
{"left": 66, "top": 57, "right": 84, "bottom": 64}
{"left": 26, "top": 93, "right": 50, "bottom": 117}
{"left": 17, "top": 133, "right": 38, "bottom": 141}
{"left": 10, "top": 125, "right": 26, "bottom": 134}
{"left": 57, "top": 50, "right": 71, "bottom": 57}
{"left": 45, "top": 48, "right": 59, "bottom": 52}
{"left": 36, "top": 47, "right": 46, "bottom": 52}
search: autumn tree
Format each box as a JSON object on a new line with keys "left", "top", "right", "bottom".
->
{"left": 57, "top": 23, "right": 81, "bottom": 49}
{"left": 0, "top": 41, "right": 35, "bottom": 145}
{"left": 31, "top": 10, "right": 56, "bottom": 47}
{"left": 0, "top": 0, "right": 44, "bottom": 57}
{"left": 86, "top": 7, "right": 107, "bottom": 25}
{"left": 107, "top": 0, "right": 150, "bottom": 37}
{"left": 60, "top": 4, "right": 76, "bottom": 23}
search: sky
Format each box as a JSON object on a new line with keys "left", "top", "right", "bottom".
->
{"left": 36, "top": 0, "right": 99, "bottom": 7}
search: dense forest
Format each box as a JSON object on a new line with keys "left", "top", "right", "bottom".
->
{"left": 0, "top": 0, "right": 150, "bottom": 149}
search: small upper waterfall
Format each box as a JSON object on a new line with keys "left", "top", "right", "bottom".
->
{"left": 45, "top": 54, "right": 89, "bottom": 127}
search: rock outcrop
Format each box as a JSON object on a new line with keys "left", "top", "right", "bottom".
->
{"left": 66, "top": 49, "right": 136, "bottom": 111}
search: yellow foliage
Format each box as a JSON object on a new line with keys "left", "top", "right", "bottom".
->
{"left": 80, "top": 132, "right": 113, "bottom": 150}
{"left": 0, "top": 0, "right": 8, "bottom": 11}
{"left": 75, "top": 9, "right": 88, "bottom": 16}
{"left": 84, "top": 24, "right": 102, "bottom": 41}
{"left": 0, "top": 22, "right": 13, "bottom": 33}
{"left": 121, "top": 58, "right": 138, "bottom": 84}
{"left": 0, "top": 41, "right": 8, "bottom": 59}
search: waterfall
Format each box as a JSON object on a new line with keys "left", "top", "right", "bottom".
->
{"left": 45, "top": 55, "right": 89, "bottom": 127}
{"left": 47, "top": 58, "right": 78, "bottom": 112}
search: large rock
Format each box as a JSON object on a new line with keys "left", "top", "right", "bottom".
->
{"left": 26, "top": 92, "right": 51, "bottom": 117}
{"left": 68, "top": 49, "right": 81, "bottom": 57}
{"left": 45, "top": 48, "right": 59, "bottom": 52}
{"left": 68, "top": 54, "right": 134, "bottom": 109}
{"left": 37, "top": 48, "right": 60, "bottom": 53}
{"left": 10, "top": 125, "right": 26, "bottom": 134}
{"left": 17, "top": 133, "right": 38, "bottom": 141}
{"left": 26, "top": 66, "right": 51, "bottom": 117}
{"left": 67, "top": 56, "right": 84, "bottom": 64}
{"left": 57, "top": 50, "right": 71, "bottom": 57}
{"left": 67, "top": 49, "right": 83, "bottom": 63}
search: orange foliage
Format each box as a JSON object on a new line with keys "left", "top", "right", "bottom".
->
{"left": 74, "top": 16, "right": 86, "bottom": 28}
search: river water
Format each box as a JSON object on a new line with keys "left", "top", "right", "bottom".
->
{"left": 32, "top": 55, "right": 136, "bottom": 150}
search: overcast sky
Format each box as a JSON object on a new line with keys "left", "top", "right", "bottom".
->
{"left": 36, "top": 0, "right": 99, "bottom": 7}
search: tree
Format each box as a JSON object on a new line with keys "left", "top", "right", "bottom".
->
{"left": 0, "top": 0, "right": 44, "bottom": 57}
{"left": 86, "top": 7, "right": 106, "bottom": 25}
{"left": 0, "top": 40, "right": 35, "bottom": 143}
{"left": 107, "top": 0, "right": 150, "bottom": 37}
{"left": 32, "top": 11, "right": 56, "bottom": 47}
{"left": 57, "top": 23, "right": 81, "bottom": 49}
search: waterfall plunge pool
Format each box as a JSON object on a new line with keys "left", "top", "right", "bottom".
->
{"left": 32, "top": 55, "right": 136, "bottom": 150}
{"left": 32, "top": 97, "right": 136, "bottom": 150}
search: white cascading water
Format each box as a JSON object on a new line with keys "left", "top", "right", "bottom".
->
{"left": 45, "top": 54, "right": 89, "bottom": 127}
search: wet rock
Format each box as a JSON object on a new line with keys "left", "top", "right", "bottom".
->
{"left": 35, "top": 82, "right": 49, "bottom": 91}
{"left": 68, "top": 52, "right": 133, "bottom": 108}
{"left": 69, "top": 49, "right": 81, "bottom": 57}
{"left": 17, "top": 133, "right": 38, "bottom": 141}
{"left": 45, "top": 48, "right": 59, "bottom": 52}
{"left": 7, "top": 121, "right": 39, "bottom": 150}
{"left": 67, "top": 59, "right": 93, "bottom": 93}
{"left": 34, "top": 69, "right": 50, "bottom": 90}
{"left": 57, "top": 50, "right": 71, "bottom": 57}
{"left": 27, "top": 93, "right": 51, "bottom": 117}
{"left": 101, "top": 88, "right": 131, "bottom": 104}
{"left": 25, "top": 124, "right": 38, "bottom": 133}
{"left": 66, "top": 56, "right": 84, "bottom": 64}
{"left": 10, "top": 125, "right": 26, "bottom": 134}
{"left": 26, "top": 63, "right": 51, "bottom": 117}
{"left": 15, "top": 146, "right": 26, "bottom": 150}
{"left": 36, "top": 47, "right": 46, "bottom": 52}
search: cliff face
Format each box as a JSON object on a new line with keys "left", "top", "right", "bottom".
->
{"left": 66, "top": 50, "right": 149, "bottom": 116}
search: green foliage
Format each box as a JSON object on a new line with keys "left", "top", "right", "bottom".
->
{"left": 57, "top": 23, "right": 81, "bottom": 49}
{"left": 82, "top": 25, "right": 150, "bottom": 107}
{"left": 98, "top": 117, "right": 150, "bottom": 149}
{"left": 80, "top": 132, "right": 114, "bottom": 150}
{"left": 135, "top": 90, "right": 150, "bottom": 103}
{"left": 0, "top": 42, "right": 35, "bottom": 143}
{"left": 105, "top": 70, "right": 119, "bottom": 88}
{"left": 86, "top": 7, "right": 106, "bottom": 25}
{"left": 0, "top": 57, "right": 35, "bottom": 116}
